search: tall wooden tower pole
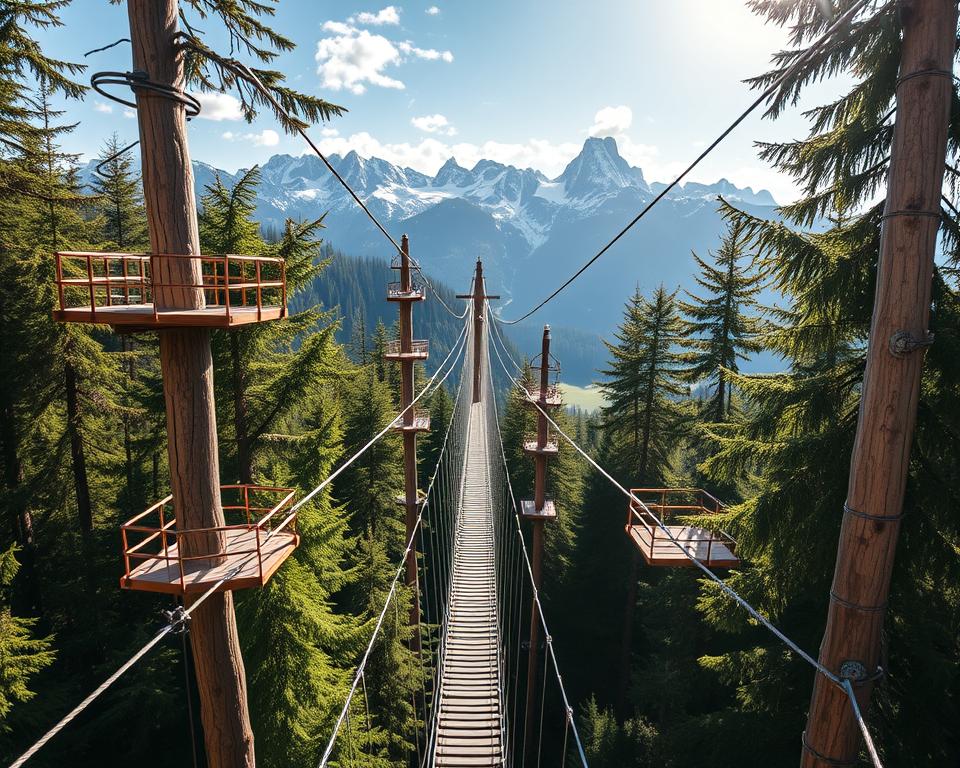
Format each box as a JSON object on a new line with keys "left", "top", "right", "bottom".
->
{"left": 522, "top": 326, "right": 557, "bottom": 761}
{"left": 801, "top": 2, "right": 956, "bottom": 765}
{"left": 398, "top": 235, "right": 422, "bottom": 648}
{"left": 524, "top": 327, "right": 550, "bottom": 755}
{"left": 127, "top": 2, "right": 255, "bottom": 766}
{"left": 457, "top": 260, "right": 498, "bottom": 403}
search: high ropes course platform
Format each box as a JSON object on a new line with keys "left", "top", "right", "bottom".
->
{"left": 17, "top": 3, "right": 918, "bottom": 762}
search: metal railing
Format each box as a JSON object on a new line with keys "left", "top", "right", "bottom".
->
{"left": 54, "top": 251, "right": 287, "bottom": 322}
{"left": 626, "top": 488, "right": 738, "bottom": 564}
{"left": 120, "top": 484, "right": 297, "bottom": 593}
{"left": 522, "top": 436, "right": 559, "bottom": 453}
{"left": 386, "top": 280, "right": 425, "bottom": 299}
{"left": 384, "top": 339, "right": 430, "bottom": 357}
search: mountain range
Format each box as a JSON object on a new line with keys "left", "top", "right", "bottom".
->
{"left": 82, "top": 136, "right": 782, "bottom": 382}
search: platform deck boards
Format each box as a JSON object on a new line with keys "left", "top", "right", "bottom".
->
{"left": 627, "top": 524, "right": 739, "bottom": 567}
{"left": 54, "top": 303, "right": 283, "bottom": 328}
{"left": 435, "top": 402, "right": 503, "bottom": 767}
{"left": 121, "top": 528, "right": 298, "bottom": 594}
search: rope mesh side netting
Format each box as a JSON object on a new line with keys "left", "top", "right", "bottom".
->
{"left": 319, "top": 312, "right": 474, "bottom": 768}
{"left": 482, "top": 320, "right": 589, "bottom": 768}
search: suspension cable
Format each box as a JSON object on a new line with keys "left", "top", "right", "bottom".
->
{"left": 319, "top": 317, "right": 472, "bottom": 767}
{"left": 496, "top": 0, "right": 871, "bottom": 326}
{"left": 486, "top": 316, "right": 884, "bottom": 768}
{"left": 203, "top": 57, "right": 466, "bottom": 319}
{"left": 484, "top": 327, "right": 590, "bottom": 768}
{"left": 8, "top": 314, "right": 470, "bottom": 768}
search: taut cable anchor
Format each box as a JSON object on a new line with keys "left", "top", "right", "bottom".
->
{"left": 162, "top": 605, "right": 191, "bottom": 635}
{"left": 889, "top": 330, "right": 934, "bottom": 358}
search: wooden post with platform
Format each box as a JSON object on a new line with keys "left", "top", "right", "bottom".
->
{"left": 521, "top": 326, "right": 560, "bottom": 761}
{"left": 456, "top": 259, "right": 499, "bottom": 403}
{"left": 386, "top": 235, "right": 431, "bottom": 647}
{"left": 127, "top": 2, "right": 255, "bottom": 765}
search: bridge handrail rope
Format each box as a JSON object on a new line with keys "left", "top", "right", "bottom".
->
{"left": 319, "top": 309, "right": 473, "bottom": 767}
{"left": 202, "top": 55, "right": 468, "bottom": 320}
{"left": 484, "top": 315, "right": 590, "bottom": 767}
{"left": 495, "top": 0, "right": 871, "bottom": 326}
{"left": 7, "top": 312, "right": 471, "bottom": 768}
{"left": 486, "top": 312, "right": 884, "bottom": 768}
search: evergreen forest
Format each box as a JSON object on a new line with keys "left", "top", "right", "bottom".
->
{"left": 1, "top": 2, "right": 958, "bottom": 768}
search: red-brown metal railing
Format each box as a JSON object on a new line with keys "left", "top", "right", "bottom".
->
{"left": 120, "top": 484, "right": 297, "bottom": 592}
{"left": 625, "top": 487, "right": 738, "bottom": 563}
{"left": 54, "top": 251, "right": 287, "bottom": 322}
{"left": 386, "top": 280, "right": 425, "bottom": 299}
{"left": 384, "top": 339, "right": 430, "bottom": 357}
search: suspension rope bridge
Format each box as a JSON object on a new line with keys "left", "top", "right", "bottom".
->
{"left": 15, "top": 3, "right": 911, "bottom": 764}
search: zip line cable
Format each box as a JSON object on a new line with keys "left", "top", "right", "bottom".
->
{"left": 7, "top": 315, "right": 470, "bottom": 768}
{"left": 496, "top": 0, "right": 872, "bottom": 326}
{"left": 319, "top": 317, "right": 472, "bottom": 768}
{"left": 486, "top": 309, "right": 883, "bottom": 768}
{"left": 197, "top": 55, "right": 467, "bottom": 320}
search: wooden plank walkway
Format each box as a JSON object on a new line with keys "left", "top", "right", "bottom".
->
{"left": 435, "top": 402, "right": 503, "bottom": 767}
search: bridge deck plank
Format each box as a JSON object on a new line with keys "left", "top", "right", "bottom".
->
{"left": 435, "top": 402, "right": 503, "bottom": 767}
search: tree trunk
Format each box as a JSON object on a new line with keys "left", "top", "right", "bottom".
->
{"left": 800, "top": 2, "right": 957, "bottom": 765}
{"left": 128, "top": 2, "right": 255, "bottom": 765}
{"left": 230, "top": 333, "right": 252, "bottom": 485}
{"left": 64, "top": 358, "right": 93, "bottom": 533}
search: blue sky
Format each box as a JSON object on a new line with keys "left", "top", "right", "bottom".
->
{"left": 38, "top": 0, "right": 850, "bottom": 204}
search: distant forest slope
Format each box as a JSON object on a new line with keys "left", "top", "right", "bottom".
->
{"left": 289, "top": 242, "right": 608, "bottom": 385}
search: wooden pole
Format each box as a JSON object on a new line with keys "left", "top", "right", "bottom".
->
{"left": 456, "top": 260, "right": 499, "bottom": 404}
{"left": 398, "top": 234, "right": 421, "bottom": 649}
{"left": 524, "top": 326, "right": 552, "bottom": 760}
{"left": 127, "top": 2, "right": 255, "bottom": 766}
{"left": 800, "top": 2, "right": 956, "bottom": 765}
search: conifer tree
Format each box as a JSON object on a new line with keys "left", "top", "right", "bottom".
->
{"left": 679, "top": 216, "right": 763, "bottom": 422}
{"left": 598, "top": 285, "right": 688, "bottom": 482}
{"left": 200, "top": 167, "right": 338, "bottom": 484}
{"left": 90, "top": 133, "right": 147, "bottom": 250}
{"left": 0, "top": 546, "right": 53, "bottom": 731}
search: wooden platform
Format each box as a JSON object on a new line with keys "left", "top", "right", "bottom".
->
{"left": 627, "top": 523, "right": 739, "bottom": 568}
{"left": 54, "top": 303, "right": 284, "bottom": 329}
{"left": 121, "top": 528, "right": 298, "bottom": 594}
{"left": 435, "top": 402, "right": 504, "bottom": 767}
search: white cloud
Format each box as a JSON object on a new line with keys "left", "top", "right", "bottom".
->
{"left": 587, "top": 105, "right": 632, "bottom": 138}
{"left": 315, "top": 21, "right": 454, "bottom": 93}
{"left": 93, "top": 101, "right": 113, "bottom": 114}
{"left": 351, "top": 6, "right": 400, "bottom": 25}
{"left": 192, "top": 91, "right": 244, "bottom": 121}
{"left": 411, "top": 113, "right": 456, "bottom": 136}
{"left": 316, "top": 28, "right": 404, "bottom": 94}
{"left": 222, "top": 129, "right": 281, "bottom": 147}
{"left": 321, "top": 127, "right": 340, "bottom": 137}
{"left": 398, "top": 41, "right": 453, "bottom": 62}
{"left": 425, "top": 5, "right": 440, "bottom": 14}
{"left": 123, "top": 109, "right": 136, "bottom": 119}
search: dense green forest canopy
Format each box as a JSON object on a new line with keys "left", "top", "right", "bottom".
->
{"left": 1, "top": 1, "right": 959, "bottom": 768}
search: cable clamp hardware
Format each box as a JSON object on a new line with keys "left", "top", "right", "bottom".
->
{"left": 801, "top": 732, "right": 856, "bottom": 767}
{"left": 162, "top": 605, "right": 191, "bottom": 634}
{"left": 843, "top": 502, "right": 904, "bottom": 523}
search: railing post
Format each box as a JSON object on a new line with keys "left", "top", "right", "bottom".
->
{"left": 86, "top": 254, "right": 95, "bottom": 317}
